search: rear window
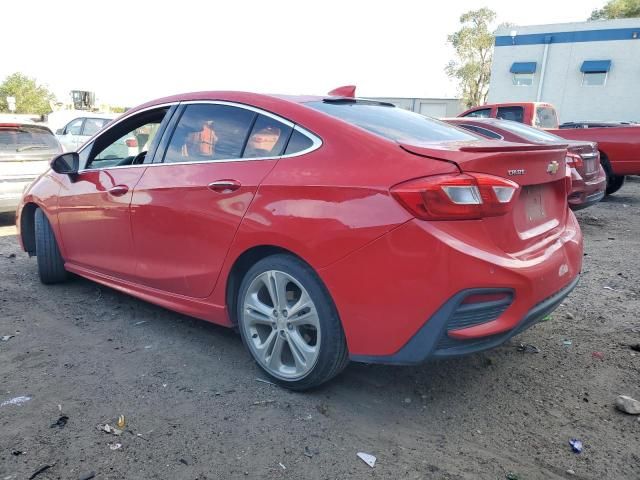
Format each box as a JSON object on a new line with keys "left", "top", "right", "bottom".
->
{"left": 307, "top": 101, "right": 477, "bottom": 144}
{"left": 535, "top": 106, "right": 558, "bottom": 129}
{"left": 496, "top": 106, "right": 524, "bottom": 123}
{"left": 0, "top": 125, "right": 60, "bottom": 152}
{"left": 496, "top": 120, "right": 563, "bottom": 143}
{"left": 463, "top": 108, "right": 492, "bottom": 118}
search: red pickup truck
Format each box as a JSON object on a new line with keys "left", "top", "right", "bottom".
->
{"left": 458, "top": 102, "right": 640, "bottom": 195}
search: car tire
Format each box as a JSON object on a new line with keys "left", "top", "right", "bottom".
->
{"left": 35, "top": 208, "right": 68, "bottom": 284}
{"left": 600, "top": 153, "right": 625, "bottom": 195}
{"left": 237, "top": 253, "right": 349, "bottom": 390}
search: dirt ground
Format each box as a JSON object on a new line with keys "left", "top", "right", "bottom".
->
{"left": 1, "top": 178, "right": 639, "bottom": 480}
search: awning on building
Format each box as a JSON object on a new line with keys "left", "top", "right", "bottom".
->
{"left": 510, "top": 62, "right": 537, "bottom": 74}
{"left": 580, "top": 60, "right": 612, "bottom": 73}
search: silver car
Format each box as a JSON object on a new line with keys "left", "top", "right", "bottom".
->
{"left": 56, "top": 115, "right": 138, "bottom": 159}
{"left": 0, "top": 119, "right": 62, "bottom": 213}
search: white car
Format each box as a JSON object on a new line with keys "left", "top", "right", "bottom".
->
{"left": 55, "top": 114, "right": 115, "bottom": 152}
{"left": 56, "top": 114, "right": 144, "bottom": 160}
{"left": 0, "top": 118, "right": 62, "bottom": 213}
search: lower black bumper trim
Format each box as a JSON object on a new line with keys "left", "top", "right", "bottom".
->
{"left": 350, "top": 275, "right": 580, "bottom": 365}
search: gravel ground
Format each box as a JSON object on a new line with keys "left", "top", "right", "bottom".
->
{"left": 1, "top": 178, "right": 639, "bottom": 480}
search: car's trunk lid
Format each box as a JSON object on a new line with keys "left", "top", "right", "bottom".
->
{"left": 399, "top": 140, "right": 570, "bottom": 256}
{"left": 567, "top": 142, "right": 600, "bottom": 180}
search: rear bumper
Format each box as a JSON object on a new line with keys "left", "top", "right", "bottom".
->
{"left": 320, "top": 212, "right": 583, "bottom": 360}
{"left": 350, "top": 275, "right": 578, "bottom": 364}
{"left": 0, "top": 179, "right": 32, "bottom": 213}
{"left": 568, "top": 168, "right": 606, "bottom": 211}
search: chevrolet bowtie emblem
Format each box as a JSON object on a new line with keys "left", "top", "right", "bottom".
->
{"left": 547, "top": 160, "right": 559, "bottom": 175}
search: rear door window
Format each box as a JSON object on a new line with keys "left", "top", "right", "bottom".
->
{"left": 463, "top": 108, "right": 492, "bottom": 118}
{"left": 82, "top": 118, "right": 110, "bottom": 136}
{"left": 242, "top": 114, "right": 292, "bottom": 158}
{"left": 164, "top": 104, "right": 256, "bottom": 163}
{"left": 65, "top": 118, "right": 84, "bottom": 135}
{"left": 496, "top": 106, "right": 524, "bottom": 123}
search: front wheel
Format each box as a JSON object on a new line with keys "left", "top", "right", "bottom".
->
{"left": 237, "top": 254, "right": 349, "bottom": 390}
{"left": 34, "top": 208, "right": 68, "bottom": 284}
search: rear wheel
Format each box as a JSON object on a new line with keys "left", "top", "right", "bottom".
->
{"left": 35, "top": 208, "right": 68, "bottom": 284}
{"left": 237, "top": 254, "right": 349, "bottom": 390}
{"left": 600, "top": 153, "right": 625, "bottom": 195}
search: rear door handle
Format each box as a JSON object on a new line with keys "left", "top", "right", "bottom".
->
{"left": 208, "top": 180, "right": 241, "bottom": 193}
{"left": 108, "top": 185, "right": 129, "bottom": 197}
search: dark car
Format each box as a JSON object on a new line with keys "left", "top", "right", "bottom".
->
{"left": 444, "top": 118, "right": 606, "bottom": 211}
{"left": 0, "top": 118, "right": 62, "bottom": 213}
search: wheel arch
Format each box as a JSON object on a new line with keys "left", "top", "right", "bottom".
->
{"left": 20, "top": 202, "right": 40, "bottom": 256}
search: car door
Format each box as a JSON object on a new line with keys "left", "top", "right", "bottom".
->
{"left": 58, "top": 118, "right": 84, "bottom": 152}
{"left": 129, "top": 102, "right": 293, "bottom": 298}
{"left": 56, "top": 106, "right": 175, "bottom": 279}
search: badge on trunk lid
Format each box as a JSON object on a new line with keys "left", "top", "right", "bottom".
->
{"left": 546, "top": 161, "right": 559, "bottom": 175}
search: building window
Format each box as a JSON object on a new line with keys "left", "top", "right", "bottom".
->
{"left": 582, "top": 72, "right": 607, "bottom": 86}
{"left": 513, "top": 73, "right": 534, "bottom": 86}
{"left": 510, "top": 62, "right": 536, "bottom": 87}
{"left": 580, "top": 60, "right": 611, "bottom": 87}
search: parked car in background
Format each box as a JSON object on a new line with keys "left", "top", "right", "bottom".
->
{"left": 458, "top": 102, "right": 640, "bottom": 195}
{"left": 55, "top": 114, "right": 139, "bottom": 158}
{"left": 0, "top": 118, "right": 62, "bottom": 214}
{"left": 56, "top": 114, "right": 114, "bottom": 152}
{"left": 444, "top": 118, "right": 606, "bottom": 210}
{"left": 17, "top": 91, "right": 582, "bottom": 389}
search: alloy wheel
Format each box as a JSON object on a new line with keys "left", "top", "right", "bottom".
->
{"left": 241, "top": 270, "right": 321, "bottom": 380}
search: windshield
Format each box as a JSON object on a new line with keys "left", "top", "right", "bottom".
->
{"left": 0, "top": 125, "right": 60, "bottom": 152}
{"left": 307, "top": 101, "right": 478, "bottom": 144}
{"left": 495, "top": 120, "right": 563, "bottom": 143}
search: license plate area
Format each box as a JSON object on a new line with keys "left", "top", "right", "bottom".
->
{"left": 523, "top": 185, "right": 546, "bottom": 223}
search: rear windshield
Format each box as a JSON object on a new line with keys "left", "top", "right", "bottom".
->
{"left": 495, "top": 120, "right": 563, "bottom": 143}
{"left": 307, "top": 101, "right": 478, "bottom": 144}
{"left": 0, "top": 125, "right": 60, "bottom": 152}
{"left": 534, "top": 106, "right": 558, "bottom": 129}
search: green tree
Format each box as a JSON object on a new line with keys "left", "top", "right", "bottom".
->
{"left": 590, "top": 0, "right": 640, "bottom": 19}
{"left": 446, "top": 8, "right": 497, "bottom": 108}
{"left": 0, "top": 72, "right": 55, "bottom": 115}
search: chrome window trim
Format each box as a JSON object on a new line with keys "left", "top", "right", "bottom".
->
{"left": 78, "top": 100, "right": 321, "bottom": 172}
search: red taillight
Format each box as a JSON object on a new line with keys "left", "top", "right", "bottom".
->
{"left": 390, "top": 173, "right": 520, "bottom": 221}
{"left": 565, "top": 153, "right": 583, "bottom": 169}
{"left": 125, "top": 138, "right": 138, "bottom": 147}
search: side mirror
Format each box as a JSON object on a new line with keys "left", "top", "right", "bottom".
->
{"left": 56, "top": 128, "right": 65, "bottom": 135}
{"left": 50, "top": 152, "right": 79, "bottom": 176}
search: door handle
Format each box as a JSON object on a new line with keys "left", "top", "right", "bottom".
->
{"left": 108, "top": 185, "right": 129, "bottom": 197}
{"left": 208, "top": 180, "right": 241, "bottom": 193}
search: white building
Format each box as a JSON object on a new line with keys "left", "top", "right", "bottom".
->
{"left": 488, "top": 19, "right": 640, "bottom": 123}
{"left": 368, "top": 97, "right": 464, "bottom": 117}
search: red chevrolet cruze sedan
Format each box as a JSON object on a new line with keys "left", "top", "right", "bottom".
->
{"left": 16, "top": 91, "right": 583, "bottom": 389}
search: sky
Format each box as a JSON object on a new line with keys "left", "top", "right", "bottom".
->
{"left": 2, "top": 0, "right": 604, "bottom": 106}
